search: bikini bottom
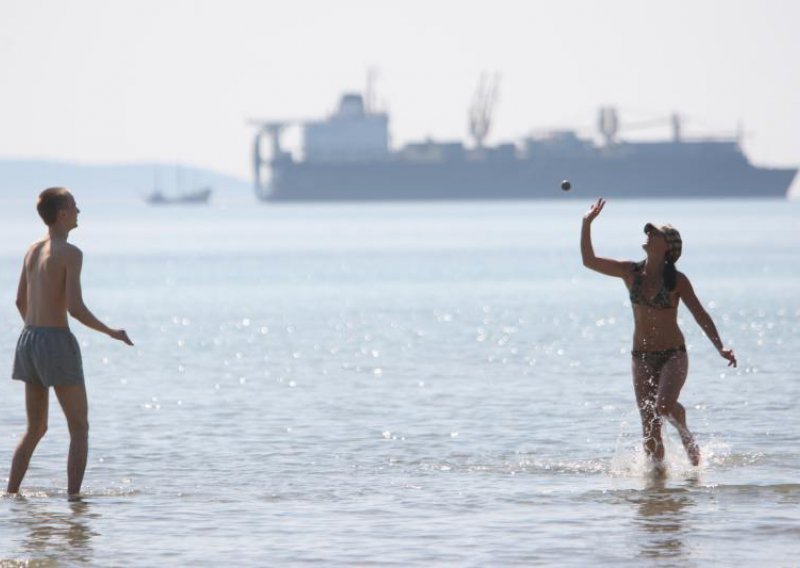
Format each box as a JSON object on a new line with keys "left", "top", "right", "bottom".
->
{"left": 631, "top": 345, "right": 686, "bottom": 373}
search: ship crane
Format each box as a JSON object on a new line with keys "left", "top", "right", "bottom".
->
{"left": 600, "top": 109, "right": 685, "bottom": 143}
{"left": 624, "top": 114, "right": 748, "bottom": 144}
{"left": 469, "top": 73, "right": 500, "bottom": 149}
{"left": 597, "top": 107, "right": 619, "bottom": 146}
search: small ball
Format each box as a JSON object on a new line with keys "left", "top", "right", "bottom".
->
{"left": 560, "top": 180, "right": 571, "bottom": 191}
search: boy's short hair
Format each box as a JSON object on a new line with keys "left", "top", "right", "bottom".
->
{"left": 37, "top": 187, "right": 72, "bottom": 226}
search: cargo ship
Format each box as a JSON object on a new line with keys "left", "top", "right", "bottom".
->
{"left": 250, "top": 85, "right": 796, "bottom": 201}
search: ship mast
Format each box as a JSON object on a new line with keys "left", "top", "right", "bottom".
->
{"left": 365, "top": 67, "right": 379, "bottom": 114}
{"left": 671, "top": 113, "right": 682, "bottom": 142}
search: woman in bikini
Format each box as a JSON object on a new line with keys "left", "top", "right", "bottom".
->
{"left": 581, "top": 198, "right": 737, "bottom": 467}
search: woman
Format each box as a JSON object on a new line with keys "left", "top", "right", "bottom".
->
{"left": 581, "top": 198, "right": 736, "bottom": 467}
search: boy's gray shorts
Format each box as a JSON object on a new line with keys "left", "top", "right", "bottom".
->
{"left": 12, "top": 326, "right": 85, "bottom": 387}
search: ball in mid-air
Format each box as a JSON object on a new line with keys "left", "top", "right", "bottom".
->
{"left": 560, "top": 180, "right": 572, "bottom": 191}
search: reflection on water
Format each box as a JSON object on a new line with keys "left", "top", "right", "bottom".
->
{"left": 631, "top": 477, "right": 697, "bottom": 562}
{"left": 8, "top": 497, "right": 98, "bottom": 564}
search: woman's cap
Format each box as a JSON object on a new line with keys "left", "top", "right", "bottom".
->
{"left": 644, "top": 222, "right": 682, "bottom": 262}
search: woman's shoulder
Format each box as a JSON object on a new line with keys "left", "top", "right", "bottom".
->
{"left": 622, "top": 261, "right": 641, "bottom": 285}
{"left": 674, "top": 270, "right": 693, "bottom": 289}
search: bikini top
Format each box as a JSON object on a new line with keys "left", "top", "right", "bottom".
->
{"left": 629, "top": 262, "right": 675, "bottom": 310}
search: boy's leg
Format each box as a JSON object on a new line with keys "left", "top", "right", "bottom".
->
{"left": 54, "top": 384, "right": 89, "bottom": 498}
{"left": 7, "top": 383, "right": 49, "bottom": 493}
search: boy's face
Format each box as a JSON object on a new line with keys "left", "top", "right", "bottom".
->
{"left": 60, "top": 194, "right": 80, "bottom": 229}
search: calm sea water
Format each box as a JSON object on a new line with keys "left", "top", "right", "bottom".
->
{"left": 0, "top": 195, "right": 798, "bottom": 565}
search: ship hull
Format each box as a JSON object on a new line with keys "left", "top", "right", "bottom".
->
{"left": 263, "top": 158, "right": 795, "bottom": 201}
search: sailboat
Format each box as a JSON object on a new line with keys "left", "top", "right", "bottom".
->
{"left": 146, "top": 165, "right": 213, "bottom": 205}
{"left": 146, "top": 186, "right": 212, "bottom": 205}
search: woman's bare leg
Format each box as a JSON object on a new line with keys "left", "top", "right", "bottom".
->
{"left": 632, "top": 357, "right": 663, "bottom": 462}
{"left": 655, "top": 352, "right": 699, "bottom": 465}
{"left": 7, "top": 383, "right": 49, "bottom": 494}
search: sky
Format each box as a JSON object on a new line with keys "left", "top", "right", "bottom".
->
{"left": 1, "top": 0, "right": 798, "bottom": 179}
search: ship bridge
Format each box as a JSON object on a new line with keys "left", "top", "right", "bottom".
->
{"left": 303, "top": 94, "right": 389, "bottom": 163}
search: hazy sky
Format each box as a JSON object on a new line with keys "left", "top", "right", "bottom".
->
{"left": 1, "top": 0, "right": 798, "bottom": 178}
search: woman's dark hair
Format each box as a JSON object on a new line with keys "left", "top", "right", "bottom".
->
{"left": 664, "top": 257, "right": 677, "bottom": 290}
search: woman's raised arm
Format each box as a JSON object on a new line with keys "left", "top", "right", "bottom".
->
{"left": 581, "top": 198, "right": 630, "bottom": 278}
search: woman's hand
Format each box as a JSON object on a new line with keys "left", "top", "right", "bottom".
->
{"left": 719, "top": 347, "right": 737, "bottom": 367}
{"left": 583, "top": 198, "right": 606, "bottom": 223}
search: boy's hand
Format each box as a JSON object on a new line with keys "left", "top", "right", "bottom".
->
{"left": 109, "top": 329, "right": 134, "bottom": 346}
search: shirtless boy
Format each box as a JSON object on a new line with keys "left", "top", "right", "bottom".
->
{"left": 7, "top": 187, "right": 133, "bottom": 500}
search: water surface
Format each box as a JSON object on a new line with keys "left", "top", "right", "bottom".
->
{"left": 1, "top": 197, "right": 798, "bottom": 565}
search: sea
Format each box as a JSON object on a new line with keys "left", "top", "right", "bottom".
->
{"left": 0, "top": 194, "right": 798, "bottom": 566}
